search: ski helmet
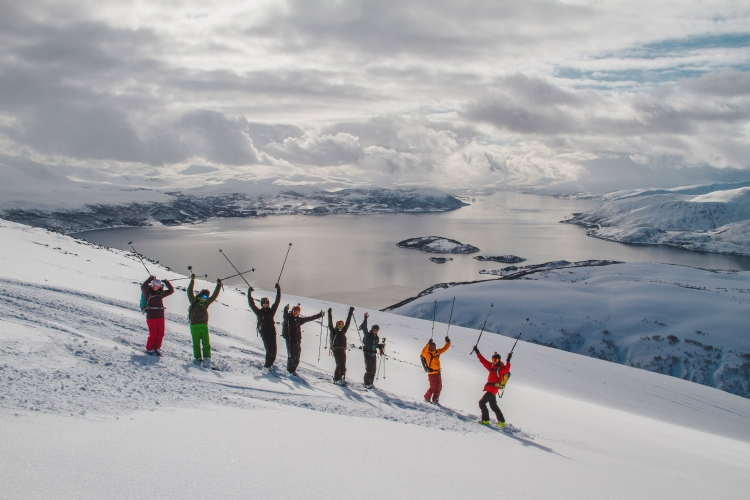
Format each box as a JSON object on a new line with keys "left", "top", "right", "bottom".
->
{"left": 491, "top": 352, "right": 501, "bottom": 362}
{"left": 292, "top": 305, "right": 301, "bottom": 315}
{"left": 151, "top": 280, "right": 162, "bottom": 290}
{"left": 336, "top": 319, "right": 345, "bottom": 328}
{"left": 199, "top": 289, "right": 210, "bottom": 300}
{"left": 372, "top": 324, "right": 380, "bottom": 331}
{"left": 261, "top": 297, "right": 270, "bottom": 306}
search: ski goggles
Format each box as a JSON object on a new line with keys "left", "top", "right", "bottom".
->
{"left": 199, "top": 293, "right": 209, "bottom": 300}
{"left": 151, "top": 280, "right": 162, "bottom": 289}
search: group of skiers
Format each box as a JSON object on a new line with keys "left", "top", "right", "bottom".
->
{"left": 140, "top": 274, "right": 511, "bottom": 427}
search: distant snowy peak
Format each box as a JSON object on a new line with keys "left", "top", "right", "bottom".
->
{"left": 397, "top": 236, "right": 480, "bottom": 254}
{"left": 565, "top": 182, "right": 750, "bottom": 256}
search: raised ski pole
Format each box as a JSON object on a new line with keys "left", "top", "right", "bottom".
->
{"left": 353, "top": 314, "right": 363, "bottom": 343}
{"left": 445, "top": 296, "right": 456, "bottom": 337}
{"left": 128, "top": 242, "right": 152, "bottom": 276}
{"left": 429, "top": 299, "right": 437, "bottom": 340}
{"left": 470, "top": 303, "right": 494, "bottom": 354}
{"left": 219, "top": 268, "right": 255, "bottom": 281}
{"left": 276, "top": 243, "right": 292, "bottom": 286}
{"left": 219, "top": 249, "right": 251, "bottom": 287}
{"left": 317, "top": 317, "right": 324, "bottom": 363}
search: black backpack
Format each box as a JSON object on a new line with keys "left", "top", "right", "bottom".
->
{"left": 420, "top": 354, "right": 430, "bottom": 373}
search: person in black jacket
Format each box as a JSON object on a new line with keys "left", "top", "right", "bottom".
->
{"left": 284, "top": 304, "right": 324, "bottom": 376}
{"left": 248, "top": 284, "right": 281, "bottom": 372}
{"left": 141, "top": 275, "right": 174, "bottom": 356}
{"left": 360, "top": 312, "right": 385, "bottom": 389}
{"left": 328, "top": 306, "right": 354, "bottom": 385}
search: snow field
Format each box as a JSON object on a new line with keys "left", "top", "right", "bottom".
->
{"left": 1, "top": 219, "right": 750, "bottom": 499}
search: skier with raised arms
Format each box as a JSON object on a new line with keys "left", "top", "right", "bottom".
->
{"left": 472, "top": 347, "right": 511, "bottom": 427}
{"left": 248, "top": 284, "right": 281, "bottom": 373}
{"left": 187, "top": 275, "right": 222, "bottom": 369}
{"left": 141, "top": 275, "right": 175, "bottom": 356}
{"left": 421, "top": 336, "right": 451, "bottom": 404}
{"left": 284, "top": 304, "right": 324, "bottom": 376}
{"left": 328, "top": 306, "right": 354, "bottom": 385}
{"left": 360, "top": 312, "right": 385, "bottom": 389}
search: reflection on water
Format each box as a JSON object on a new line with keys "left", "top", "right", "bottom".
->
{"left": 76, "top": 192, "right": 750, "bottom": 309}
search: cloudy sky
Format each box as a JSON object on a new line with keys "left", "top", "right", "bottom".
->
{"left": 2, "top": 0, "right": 750, "bottom": 193}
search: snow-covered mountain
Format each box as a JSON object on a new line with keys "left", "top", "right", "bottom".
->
{"left": 564, "top": 181, "right": 750, "bottom": 255}
{"left": 390, "top": 262, "right": 750, "bottom": 398}
{"left": 2, "top": 219, "right": 749, "bottom": 499}
{"left": 0, "top": 157, "right": 465, "bottom": 233}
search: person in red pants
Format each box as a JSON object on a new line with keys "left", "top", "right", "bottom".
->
{"left": 141, "top": 275, "right": 174, "bottom": 356}
{"left": 472, "top": 347, "right": 511, "bottom": 427}
{"left": 421, "top": 336, "right": 451, "bottom": 404}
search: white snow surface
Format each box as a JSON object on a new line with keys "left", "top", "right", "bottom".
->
{"left": 567, "top": 181, "right": 750, "bottom": 255}
{"left": 1, "top": 219, "right": 749, "bottom": 499}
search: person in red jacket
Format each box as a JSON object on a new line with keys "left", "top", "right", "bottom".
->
{"left": 472, "top": 346, "right": 511, "bottom": 427}
{"left": 141, "top": 275, "right": 174, "bottom": 356}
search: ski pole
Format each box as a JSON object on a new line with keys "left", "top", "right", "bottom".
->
{"left": 470, "top": 303, "right": 494, "bottom": 354}
{"left": 376, "top": 354, "right": 383, "bottom": 380}
{"left": 128, "top": 242, "right": 152, "bottom": 276}
{"left": 219, "top": 268, "right": 255, "bottom": 281}
{"left": 318, "top": 317, "right": 324, "bottom": 363}
{"left": 276, "top": 243, "right": 292, "bottom": 286}
{"left": 445, "top": 296, "right": 455, "bottom": 337}
{"left": 509, "top": 318, "right": 530, "bottom": 356}
{"left": 430, "top": 299, "right": 437, "bottom": 340}
{"left": 353, "top": 314, "right": 363, "bottom": 343}
{"left": 219, "top": 249, "right": 251, "bottom": 287}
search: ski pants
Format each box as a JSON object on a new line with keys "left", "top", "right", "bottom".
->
{"left": 332, "top": 348, "right": 347, "bottom": 382}
{"left": 260, "top": 331, "right": 277, "bottom": 369}
{"left": 146, "top": 318, "right": 166, "bottom": 351}
{"left": 479, "top": 391, "right": 505, "bottom": 423}
{"left": 363, "top": 353, "right": 377, "bottom": 386}
{"left": 424, "top": 372, "right": 442, "bottom": 402}
{"left": 286, "top": 339, "right": 301, "bottom": 374}
{"left": 190, "top": 323, "right": 211, "bottom": 360}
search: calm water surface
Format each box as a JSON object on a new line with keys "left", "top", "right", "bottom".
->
{"left": 77, "top": 192, "right": 750, "bottom": 309}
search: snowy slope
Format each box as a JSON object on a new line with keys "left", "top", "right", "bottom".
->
{"left": 1, "top": 219, "right": 749, "bottom": 499}
{"left": 391, "top": 263, "right": 750, "bottom": 398}
{"left": 565, "top": 182, "right": 750, "bottom": 255}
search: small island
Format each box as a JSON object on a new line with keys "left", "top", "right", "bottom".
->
{"left": 429, "top": 257, "right": 453, "bottom": 264}
{"left": 474, "top": 255, "right": 526, "bottom": 263}
{"left": 397, "top": 236, "right": 480, "bottom": 254}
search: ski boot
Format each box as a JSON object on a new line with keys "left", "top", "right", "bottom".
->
{"left": 154, "top": 349, "right": 163, "bottom": 357}
{"left": 496, "top": 421, "right": 506, "bottom": 428}
{"left": 193, "top": 358, "right": 203, "bottom": 366}
{"left": 478, "top": 420, "right": 490, "bottom": 426}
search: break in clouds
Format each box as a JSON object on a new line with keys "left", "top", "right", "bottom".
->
{"left": 1, "top": 0, "right": 750, "bottom": 193}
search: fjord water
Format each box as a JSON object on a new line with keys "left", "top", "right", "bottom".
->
{"left": 77, "top": 191, "right": 750, "bottom": 309}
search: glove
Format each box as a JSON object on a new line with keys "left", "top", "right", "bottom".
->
{"left": 248, "top": 286, "right": 254, "bottom": 292}
{"left": 216, "top": 278, "right": 222, "bottom": 284}
{"left": 275, "top": 283, "right": 280, "bottom": 290}
{"left": 364, "top": 312, "right": 369, "bottom": 318}
{"left": 328, "top": 307, "right": 332, "bottom": 313}
{"left": 445, "top": 336, "right": 450, "bottom": 343}
{"left": 190, "top": 274, "right": 196, "bottom": 279}
{"left": 472, "top": 345, "right": 479, "bottom": 354}
{"left": 506, "top": 352, "right": 513, "bottom": 362}
{"left": 349, "top": 306, "right": 355, "bottom": 312}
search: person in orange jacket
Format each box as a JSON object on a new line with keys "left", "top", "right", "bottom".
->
{"left": 472, "top": 346, "right": 511, "bottom": 427}
{"left": 421, "top": 336, "right": 451, "bottom": 404}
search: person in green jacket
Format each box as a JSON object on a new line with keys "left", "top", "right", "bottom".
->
{"left": 188, "top": 274, "right": 222, "bottom": 369}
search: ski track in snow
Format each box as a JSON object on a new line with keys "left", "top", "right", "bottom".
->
{"left": 0, "top": 276, "right": 532, "bottom": 438}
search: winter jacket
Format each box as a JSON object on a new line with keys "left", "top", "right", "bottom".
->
{"left": 286, "top": 311, "right": 324, "bottom": 345}
{"left": 421, "top": 341, "right": 451, "bottom": 374}
{"left": 249, "top": 287, "right": 281, "bottom": 336}
{"left": 141, "top": 277, "right": 174, "bottom": 319}
{"left": 360, "top": 317, "right": 384, "bottom": 355}
{"left": 328, "top": 308, "right": 353, "bottom": 350}
{"left": 187, "top": 279, "right": 221, "bottom": 325}
{"left": 476, "top": 353, "right": 511, "bottom": 395}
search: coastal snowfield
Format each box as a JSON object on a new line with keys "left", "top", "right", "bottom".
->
{"left": 1, "top": 219, "right": 749, "bottom": 499}
{"left": 392, "top": 261, "right": 750, "bottom": 398}
{"left": 565, "top": 181, "right": 750, "bottom": 255}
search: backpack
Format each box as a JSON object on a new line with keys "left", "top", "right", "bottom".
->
{"left": 420, "top": 354, "right": 430, "bottom": 373}
{"left": 494, "top": 366, "right": 511, "bottom": 389}
{"left": 140, "top": 291, "right": 149, "bottom": 314}
{"left": 187, "top": 298, "right": 195, "bottom": 323}
{"left": 281, "top": 305, "right": 290, "bottom": 339}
